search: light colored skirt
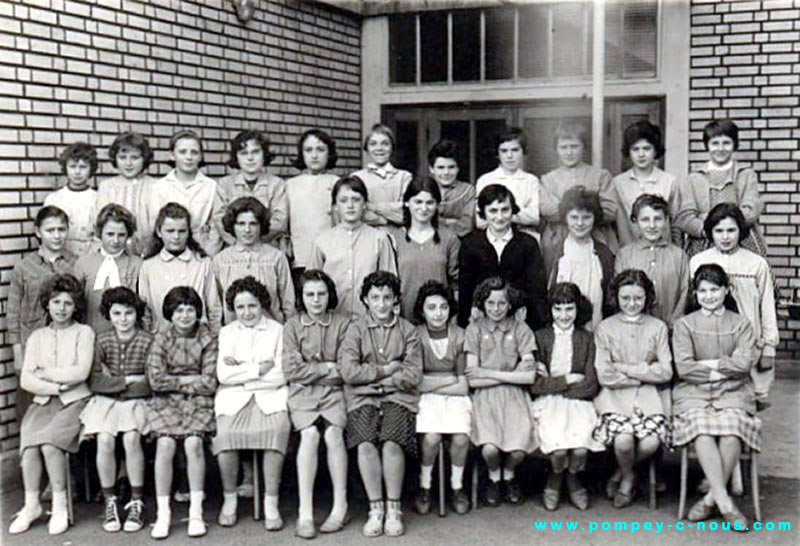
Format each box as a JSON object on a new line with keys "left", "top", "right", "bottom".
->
{"left": 80, "top": 396, "right": 149, "bottom": 439}
{"left": 531, "top": 395, "right": 604, "bottom": 454}
{"left": 471, "top": 385, "right": 535, "bottom": 452}
{"left": 416, "top": 393, "right": 472, "bottom": 434}
{"left": 672, "top": 407, "right": 761, "bottom": 451}
{"left": 213, "top": 398, "right": 291, "bottom": 455}
{"left": 20, "top": 397, "right": 87, "bottom": 454}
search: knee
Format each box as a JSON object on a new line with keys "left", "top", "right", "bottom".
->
{"left": 40, "top": 444, "right": 61, "bottom": 459}
{"left": 184, "top": 437, "right": 204, "bottom": 458}
{"left": 323, "top": 425, "right": 345, "bottom": 447}
{"left": 639, "top": 436, "right": 661, "bottom": 453}
{"left": 481, "top": 444, "right": 499, "bottom": 460}
{"left": 358, "top": 442, "right": 377, "bottom": 458}
{"left": 300, "top": 427, "right": 321, "bottom": 445}
{"left": 719, "top": 436, "right": 742, "bottom": 452}
{"left": 97, "top": 434, "right": 115, "bottom": 454}
{"left": 422, "top": 433, "right": 441, "bottom": 450}
{"left": 615, "top": 435, "right": 635, "bottom": 453}
{"left": 450, "top": 434, "right": 470, "bottom": 451}
{"left": 156, "top": 437, "right": 176, "bottom": 458}
{"left": 122, "top": 432, "right": 141, "bottom": 452}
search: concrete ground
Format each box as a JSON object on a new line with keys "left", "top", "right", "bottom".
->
{"left": 2, "top": 365, "right": 799, "bottom": 546}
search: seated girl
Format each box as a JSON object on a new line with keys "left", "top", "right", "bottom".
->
{"left": 672, "top": 264, "right": 760, "bottom": 531}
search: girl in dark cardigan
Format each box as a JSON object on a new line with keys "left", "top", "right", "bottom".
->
{"left": 531, "top": 283, "right": 603, "bottom": 511}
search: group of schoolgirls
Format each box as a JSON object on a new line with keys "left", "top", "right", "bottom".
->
{"left": 7, "top": 116, "right": 776, "bottom": 539}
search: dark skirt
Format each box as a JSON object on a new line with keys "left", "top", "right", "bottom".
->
{"left": 212, "top": 398, "right": 290, "bottom": 455}
{"left": 20, "top": 397, "right": 88, "bottom": 453}
{"left": 148, "top": 393, "right": 215, "bottom": 438}
{"left": 288, "top": 385, "right": 347, "bottom": 431}
{"left": 345, "top": 402, "right": 417, "bottom": 458}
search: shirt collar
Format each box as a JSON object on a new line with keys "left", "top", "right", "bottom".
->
{"left": 159, "top": 248, "right": 193, "bottom": 262}
{"left": 365, "top": 313, "right": 399, "bottom": 329}
{"left": 300, "top": 312, "right": 333, "bottom": 327}
{"left": 367, "top": 162, "right": 397, "bottom": 177}
{"left": 233, "top": 242, "right": 262, "bottom": 252}
{"left": 618, "top": 313, "right": 644, "bottom": 324}
{"left": 628, "top": 167, "right": 660, "bottom": 184}
{"left": 493, "top": 167, "right": 526, "bottom": 180}
{"left": 553, "top": 323, "right": 574, "bottom": 335}
{"left": 233, "top": 171, "right": 268, "bottom": 187}
{"left": 484, "top": 316, "right": 515, "bottom": 332}
{"left": 234, "top": 315, "right": 271, "bottom": 330}
{"left": 636, "top": 238, "right": 669, "bottom": 249}
{"left": 101, "top": 247, "right": 125, "bottom": 259}
{"left": 486, "top": 228, "right": 513, "bottom": 245}
{"left": 37, "top": 248, "right": 68, "bottom": 264}
{"left": 700, "top": 307, "right": 726, "bottom": 317}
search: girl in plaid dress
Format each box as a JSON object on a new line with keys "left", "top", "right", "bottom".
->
{"left": 671, "top": 264, "right": 760, "bottom": 531}
{"left": 592, "top": 270, "right": 673, "bottom": 508}
{"left": 146, "top": 286, "right": 218, "bottom": 539}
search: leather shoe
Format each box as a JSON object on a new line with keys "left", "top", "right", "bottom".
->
{"left": 295, "top": 518, "right": 316, "bottom": 539}
{"left": 451, "top": 489, "right": 470, "bottom": 515}
{"left": 320, "top": 510, "right": 350, "bottom": 533}
{"left": 542, "top": 488, "right": 560, "bottom": 511}
{"left": 687, "top": 498, "right": 714, "bottom": 522}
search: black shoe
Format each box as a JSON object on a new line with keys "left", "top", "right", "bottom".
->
{"left": 451, "top": 489, "right": 470, "bottom": 515}
{"left": 505, "top": 480, "right": 524, "bottom": 505}
{"left": 484, "top": 481, "right": 500, "bottom": 507}
{"left": 415, "top": 488, "right": 432, "bottom": 515}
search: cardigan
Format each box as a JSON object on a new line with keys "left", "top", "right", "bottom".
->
{"left": 546, "top": 237, "right": 615, "bottom": 319}
{"left": 531, "top": 326, "right": 599, "bottom": 400}
{"left": 457, "top": 228, "right": 548, "bottom": 331}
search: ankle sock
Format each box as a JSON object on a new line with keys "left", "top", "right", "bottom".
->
{"left": 488, "top": 468, "right": 501, "bottom": 482}
{"left": 502, "top": 467, "right": 515, "bottom": 481}
{"left": 24, "top": 491, "right": 41, "bottom": 513}
{"left": 188, "top": 491, "right": 204, "bottom": 519}
{"left": 221, "top": 492, "right": 237, "bottom": 515}
{"left": 264, "top": 494, "right": 280, "bottom": 520}
{"left": 155, "top": 495, "right": 170, "bottom": 518}
{"left": 451, "top": 464, "right": 464, "bottom": 490}
{"left": 419, "top": 464, "right": 433, "bottom": 489}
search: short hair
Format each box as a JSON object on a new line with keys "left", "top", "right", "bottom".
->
{"left": 331, "top": 175, "right": 368, "bottom": 205}
{"left": 95, "top": 203, "right": 137, "bottom": 236}
{"left": 472, "top": 277, "right": 521, "bottom": 317}
{"left": 100, "top": 286, "right": 146, "bottom": 328}
{"left": 108, "top": 131, "right": 154, "bottom": 170}
{"left": 558, "top": 185, "right": 602, "bottom": 224}
{"left": 413, "top": 280, "right": 456, "bottom": 325}
{"left": 162, "top": 286, "right": 203, "bottom": 322}
{"left": 360, "top": 271, "right": 402, "bottom": 306}
{"left": 703, "top": 202, "right": 750, "bottom": 242}
{"left": 167, "top": 129, "right": 204, "bottom": 168}
{"left": 294, "top": 129, "right": 338, "bottom": 170}
{"left": 606, "top": 269, "right": 656, "bottom": 315}
{"left": 427, "top": 139, "right": 460, "bottom": 167}
{"left": 477, "top": 184, "right": 520, "bottom": 219}
{"left": 402, "top": 176, "right": 442, "bottom": 241}
{"left": 35, "top": 205, "right": 69, "bottom": 228}
{"left": 630, "top": 193, "right": 670, "bottom": 222}
{"left": 295, "top": 269, "right": 339, "bottom": 313}
{"left": 39, "top": 273, "right": 87, "bottom": 324}
{"left": 363, "top": 123, "right": 396, "bottom": 152}
{"left": 702, "top": 119, "right": 739, "bottom": 150}
{"left": 687, "top": 263, "right": 739, "bottom": 314}
{"left": 553, "top": 120, "right": 588, "bottom": 149}
{"left": 228, "top": 129, "right": 276, "bottom": 168}
{"left": 621, "top": 120, "right": 665, "bottom": 159}
{"left": 221, "top": 196, "right": 271, "bottom": 238}
{"left": 547, "top": 282, "right": 593, "bottom": 329}
{"left": 145, "top": 202, "right": 206, "bottom": 259}
{"left": 59, "top": 141, "right": 98, "bottom": 176}
{"left": 224, "top": 275, "right": 271, "bottom": 314}
{"left": 494, "top": 126, "right": 528, "bottom": 154}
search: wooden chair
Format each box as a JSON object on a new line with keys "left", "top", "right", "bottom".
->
{"left": 677, "top": 445, "right": 761, "bottom": 521}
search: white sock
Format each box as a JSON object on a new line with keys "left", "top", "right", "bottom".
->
{"left": 419, "top": 464, "right": 434, "bottom": 489}
{"left": 188, "top": 491, "right": 204, "bottom": 520}
{"left": 488, "top": 468, "right": 501, "bottom": 482}
{"left": 451, "top": 465, "right": 465, "bottom": 490}
{"left": 24, "top": 491, "right": 41, "bottom": 512}
{"left": 503, "top": 467, "right": 515, "bottom": 481}
{"left": 264, "top": 494, "right": 280, "bottom": 520}
{"left": 51, "top": 490, "right": 67, "bottom": 514}
{"left": 156, "top": 495, "right": 170, "bottom": 517}
{"left": 221, "top": 492, "right": 237, "bottom": 515}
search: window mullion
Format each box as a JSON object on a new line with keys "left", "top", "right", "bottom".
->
{"left": 513, "top": 7, "right": 519, "bottom": 81}
{"left": 447, "top": 11, "right": 453, "bottom": 84}
{"left": 415, "top": 14, "right": 421, "bottom": 85}
{"left": 546, "top": 6, "right": 554, "bottom": 79}
{"left": 479, "top": 10, "right": 486, "bottom": 82}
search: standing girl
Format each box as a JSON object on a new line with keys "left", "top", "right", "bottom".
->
{"left": 547, "top": 186, "right": 615, "bottom": 330}
{"left": 689, "top": 203, "right": 778, "bottom": 408}
{"left": 138, "top": 202, "right": 222, "bottom": 334}
{"left": 10, "top": 274, "right": 94, "bottom": 536}
{"left": 394, "top": 176, "right": 459, "bottom": 323}
{"left": 74, "top": 204, "right": 143, "bottom": 332}
{"left": 413, "top": 281, "right": 471, "bottom": 516}
{"left": 426, "top": 139, "right": 476, "bottom": 238}
{"left": 287, "top": 129, "right": 340, "bottom": 278}
{"left": 612, "top": 121, "right": 693, "bottom": 247}
{"left": 214, "top": 277, "right": 290, "bottom": 531}
{"left": 351, "top": 123, "right": 412, "bottom": 230}
{"left": 96, "top": 131, "right": 156, "bottom": 254}
{"left": 672, "top": 264, "right": 759, "bottom": 531}
{"left": 213, "top": 197, "right": 294, "bottom": 324}
{"left": 81, "top": 287, "right": 153, "bottom": 533}
{"left": 148, "top": 130, "right": 225, "bottom": 256}
{"left": 283, "top": 270, "right": 350, "bottom": 538}
{"left": 539, "top": 120, "right": 617, "bottom": 265}
{"left": 592, "top": 270, "right": 673, "bottom": 508}
{"left": 147, "top": 286, "right": 218, "bottom": 539}
{"left": 465, "top": 277, "right": 537, "bottom": 507}
{"left": 531, "top": 283, "right": 602, "bottom": 511}
{"left": 308, "top": 176, "right": 397, "bottom": 318}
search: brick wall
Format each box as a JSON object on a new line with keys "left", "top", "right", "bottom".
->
{"left": 689, "top": 0, "right": 800, "bottom": 357}
{"left": 0, "top": 0, "right": 362, "bottom": 459}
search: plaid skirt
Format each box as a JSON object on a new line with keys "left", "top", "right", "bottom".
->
{"left": 148, "top": 393, "right": 215, "bottom": 438}
{"left": 346, "top": 402, "right": 417, "bottom": 458}
{"left": 672, "top": 407, "right": 761, "bottom": 451}
{"left": 592, "top": 408, "right": 671, "bottom": 447}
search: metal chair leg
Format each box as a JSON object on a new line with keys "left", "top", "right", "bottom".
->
{"left": 438, "top": 440, "right": 446, "bottom": 517}
{"left": 471, "top": 454, "right": 479, "bottom": 511}
{"left": 677, "top": 446, "right": 688, "bottom": 520}
{"left": 648, "top": 457, "right": 657, "bottom": 510}
{"left": 65, "top": 452, "right": 74, "bottom": 526}
{"left": 253, "top": 451, "right": 261, "bottom": 521}
{"left": 751, "top": 452, "right": 761, "bottom": 521}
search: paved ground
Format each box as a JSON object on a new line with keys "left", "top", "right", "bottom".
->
{"left": 2, "top": 365, "right": 799, "bottom": 546}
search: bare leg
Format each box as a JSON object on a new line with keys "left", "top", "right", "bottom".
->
{"left": 297, "top": 427, "right": 321, "bottom": 521}
{"left": 217, "top": 450, "right": 240, "bottom": 494}
{"left": 382, "top": 441, "right": 405, "bottom": 501}
{"left": 324, "top": 425, "right": 348, "bottom": 519}
{"left": 614, "top": 434, "right": 636, "bottom": 494}
{"left": 693, "top": 435, "right": 734, "bottom": 511}
{"left": 357, "top": 443, "right": 383, "bottom": 501}
{"left": 96, "top": 433, "right": 116, "bottom": 490}
{"left": 154, "top": 437, "right": 176, "bottom": 497}
{"left": 40, "top": 444, "right": 67, "bottom": 493}
{"left": 20, "top": 447, "right": 43, "bottom": 508}
{"left": 122, "top": 431, "right": 144, "bottom": 490}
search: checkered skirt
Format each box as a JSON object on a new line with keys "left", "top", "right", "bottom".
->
{"left": 672, "top": 407, "right": 761, "bottom": 451}
{"left": 148, "top": 393, "right": 215, "bottom": 438}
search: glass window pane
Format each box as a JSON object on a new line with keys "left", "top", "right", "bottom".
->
{"left": 389, "top": 14, "right": 416, "bottom": 84}
{"left": 518, "top": 4, "right": 549, "bottom": 79}
{"left": 394, "top": 120, "right": 419, "bottom": 175}
{"left": 604, "top": 3, "right": 622, "bottom": 77}
{"left": 552, "top": 2, "right": 587, "bottom": 78}
{"left": 420, "top": 11, "right": 448, "bottom": 83}
{"left": 485, "top": 7, "right": 515, "bottom": 80}
{"left": 452, "top": 10, "right": 481, "bottom": 82}
{"left": 623, "top": 1, "right": 657, "bottom": 76}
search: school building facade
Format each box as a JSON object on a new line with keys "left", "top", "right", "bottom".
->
{"left": 0, "top": 0, "right": 797, "bottom": 487}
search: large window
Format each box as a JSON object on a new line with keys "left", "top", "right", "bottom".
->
{"left": 388, "top": 0, "right": 658, "bottom": 85}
